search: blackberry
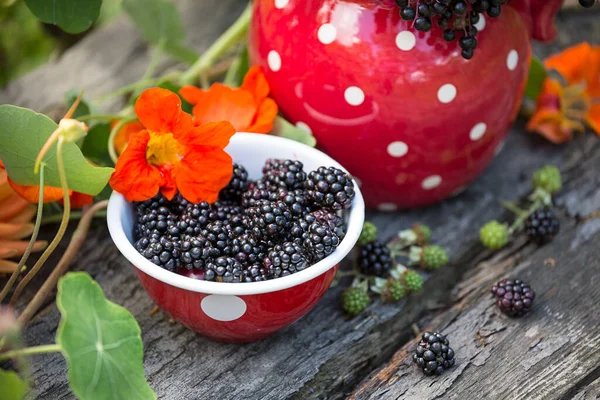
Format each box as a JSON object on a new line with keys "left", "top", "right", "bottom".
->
{"left": 179, "top": 237, "right": 217, "bottom": 270}
{"left": 532, "top": 165, "right": 562, "bottom": 194}
{"left": 201, "top": 220, "right": 238, "bottom": 257}
{"left": 443, "top": 29, "right": 456, "bottom": 42}
{"left": 383, "top": 280, "right": 407, "bottom": 302}
{"left": 241, "top": 181, "right": 278, "bottom": 207}
{"left": 305, "top": 209, "right": 346, "bottom": 239}
{"left": 263, "top": 242, "right": 309, "bottom": 278}
{"left": 414, "top": 17, "right": 432, "bottom": 32}
{"left": 170, "top": 192, "right": 191, "bottom": 214}
{"left": 300, "top": 221, "right": 342, "bottom": 262}
{"left": 263, "top": 159, "right": 307, "bottom": 190}
{"left": 480, "top": 220, "right": 509, "bottom": 250}
{"left": 177, "top": 202, "right": 213, "bottom": 238}
{"left": 525, "top": 208, "right": 560, "bottom": 245}
{"left": 358, "top": 221, "right": 377, "bottom": 246}
{"left": 137, "top": 235, "right": 181, "bottom": 271}
{"left": 305, "top": 166, "right": 355, "bottom": 210}
{"left": 491, "top": 278, "right": 535, "bottom": 317}
{"left": 421, "top": 245, "right": 449, "bottom": 270}
{"left": 341, "top": 287, "right": 370, "bottom": 315}
{"left": 219, "top": 163, "right": 249, "bottom": 201}
{"left": 205, "top": 256, "right": 244, "bottom": 282}
{"left": 358, "top": 241, "right": 392, "bottom": 277}
{"left": 134, "top": 196, "right": 178, "bottom": 240}
{"left": 400, "top": 6, "right": 416, "bottom": 20}
{"left": 403, "top": 270, "right": 423, "bottom": 292}
{"left": 242, "top": 263, "right": 271, "bottom": 282}
{"left": 274, "top": 188, "right": 312, "bottom": 219}
{"left": 412, "top": 331, "right": 456, "bottom": 376}
{"left": 244, "top": 200, "right": 292, "bottom": 240}
{"left": 579, "top": 0, "right": 596, "bottom": 7}
{"left": 232, "top": 232, "right": 267, "bottom": 266}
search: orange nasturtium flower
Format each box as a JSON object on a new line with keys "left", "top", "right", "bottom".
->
{"left": 527, "top": 42, "right": 600, "bottom": 144}
{"left": 109, "top": 87, "right": 236, "bottom": 203}
{"left": 180, "top": 66, "right": 278, "bottom": 133}
{"left": 112, "top": 120, "right": 145, "bottom": 155}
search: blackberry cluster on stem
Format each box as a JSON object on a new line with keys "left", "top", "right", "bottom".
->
{"left": 132, "top": 159, "right": 354, "bottom": 283}
{"left": 394, "top": 0, "right": 510, "bottom": 59}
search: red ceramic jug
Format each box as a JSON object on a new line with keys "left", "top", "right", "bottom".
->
{"left": 248, "top": 0, "right": 563, "bottom": 210}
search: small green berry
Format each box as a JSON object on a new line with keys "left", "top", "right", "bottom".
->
{"left": 341, "top": 287, "right": 370, "bottom": 315}
{"left": 384, "top": 280, "right": 407, "bottom": 302}
{"left": 358, "top": 221, "right": 378, "bottom": 246}
{"left": 403, "top": 270, "right": 423, "bottom": 292}
{"left": 413, "top": 224, "right": 432, "bottom": 245}
{"left": 421, "top": 245, "right": 448, "bottom": 270}
{"left": 533, "top": 165, "right": 562, "bottom": 194}
{"left": 480, "top": 220, "right": 509, "bottom": 250}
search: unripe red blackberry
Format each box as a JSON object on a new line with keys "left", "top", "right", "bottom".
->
{"left": 491, "top": 279, "right": 535, "bottom": 317}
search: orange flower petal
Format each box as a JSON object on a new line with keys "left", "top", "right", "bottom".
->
{"left": 241, "top": 66, "right": 270, "bottom": 104}
{"left": 586, "top": 103, "right": 600, "bottom": 135}
{"left": 0, "top": 239, "right": 47, "bottom": 254}
{"left": 7, "top": 205, "right": 36, "bottom": 224}
{"left": 179, "top": 85, "right": 207, "bottom": 105}
{"left": 0, "top": 170, "right": 14, "bottom": 203}
{"left": 67, "top": 192, "right": 95, "bottom": 209}
{"left": 109, "top": 131, "right": 163, "bottom": 202}
{"left": 0, "top": 194, "right": 31, "bottom": 221}
{"left": 0, "top": 259, "right": 18, "bottom": 273}
{"left": 189, "top": 84, "right": 257, "bottom": 131}
{"left": 179, "top": 121, "right": 236, "bottom": 150}
{"left": 135, "top": 88, "right": 193, "bottom": 135}
{"left": 545, "top": 42, "right": 600, "bottom": 95}
{"left": 7, "top": 177, "right": 66, "bottom": 204}
{"left": 246, "top": 98, "right": 278, "bottom": 133}
{"left": 0, "top": 248, "right": 18, "bottom": 260}
{"left": 114, "top": 120, "right": 145, "bottom": 155}
{"left": 175, "top": 149, "right": 233, "bottom": 204}
{"left": 158, "top": 164, "right": 178, "bottom": 201}
{"left": 0, "top": 222, "right": 34, "bottom": 240}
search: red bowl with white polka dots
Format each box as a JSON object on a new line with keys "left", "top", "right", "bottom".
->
{"left": 248, "top": 0, "right": 561, "bottom": 210}
{"left": 107, "top": 133, "right": 365, "bottom": 343}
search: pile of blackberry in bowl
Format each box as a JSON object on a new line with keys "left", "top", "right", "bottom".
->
{"left": 131, "top": 160, "right": 356, "bottom": 283}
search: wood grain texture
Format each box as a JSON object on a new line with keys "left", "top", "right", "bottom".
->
{"left": 1, "top": 3, "right": 600, "bottom": 399}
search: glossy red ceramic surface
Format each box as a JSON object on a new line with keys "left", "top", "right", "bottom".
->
{"left": 135, "top": 264, "right": 338, "bottom": 342}
{"left": 248, "top": 0, "right": 559, "bottom": 209}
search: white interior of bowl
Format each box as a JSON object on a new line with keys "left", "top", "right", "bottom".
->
{"left": 107, "top": 133, "right": 365, "bottom": 295}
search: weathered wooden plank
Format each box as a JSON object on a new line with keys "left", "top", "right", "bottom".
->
{"left": 349, "top": 215, "right": 600, "bottom": 400}
{"left": 2, "top": 4, "right": 600, "bottom": 400}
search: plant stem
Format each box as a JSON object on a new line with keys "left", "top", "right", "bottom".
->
{"left": 10, "top": 139, "right": 71, "bottom": 306}
{"left": 0, "top": 165, "right": 46, "bottom": 303}
{"left": 132, "top": 38, "right": 166, "bottom": 98}
{"left": 17, "top": 201, "right": 109, "bottom": 327}
{"left": 223, "top": 57, "right": 241, "bottom": 87}
{"left": 500, "top": 201, "right": 528, "bottom": 216}
{"left": 0, "top": 344, "right": 62, "bottom": 361}
{"left": 97, "top": 71, "right": 181, "bottom": 103}
{"left": 40, "top": 210, "right": 107, "bottom": 226}
{"left": 179, "top": 2, "right": 251, "bottom": 86}
{"left": 76, "top": 114, "right": 122, "bottom": 122}
{"left": 108, "top": 116, "right": 137, "bottom": 164}
{"left": 508, "top": 199, "right": 542, "bottom": 235}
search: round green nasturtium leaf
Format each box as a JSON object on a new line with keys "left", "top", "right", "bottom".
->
{"left": 0, "top": 369, "right": 28, "bottom": 400}
{"left": 0, "top": 105, "right": 114, "bottom": 196}
{"left": 56, "top": 272, "right": 156, "bottom": 400}
{"left": 24, "top": 0, "right": 102, "bottom": 34}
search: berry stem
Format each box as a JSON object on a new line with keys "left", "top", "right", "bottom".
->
{"left": 0, "top": 164, "right": 46, "bottom": 303}
{"left": 10, "top": 139, "right": 71, "bottom": 306}
{"left": 108, "top": 115, "right": 137, "bottom": 164}
{"left": 0, "top": 343, "right": 62, "bottom": 361}
{"left": 17, "top": 200, "right": 109, "bottom": 327}
{"left": 41, "top": 209, "right": 107, "bottom": 226}
{"left": 500, "top": 200, "right": 528, "bottom": 217}
{"left": 179, "top": 2, "right": 251, "bottom": 86}
{"left": 508, "top": 198, "right": 543, "bottom": 235}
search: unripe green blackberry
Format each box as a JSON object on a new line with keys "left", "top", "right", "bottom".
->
{"left": 403, "top": 270, "right": 423, "bottom": 292}
{"left": 413, "top": 223, "right": 432, "bottom": 245}
{"left": 358, "top": 221, "right": 377, "bottom": 246}
{"left": 480, "top": 220, "right": 509, "bottom": 250}
{"left": 533, "top": 165, "right": 561, "bottom": 194}
{"left": 341, "top": 287, "right": 370, "bottom": 315}
{"left": 384, "top": 280, "right": 407, "bottom": 302}
{"left": 422, "top": 245, "right": 448, "bottom": 270}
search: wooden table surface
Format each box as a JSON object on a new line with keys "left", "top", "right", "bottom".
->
{"left": 1, "top": 2, "right": 600, "bottom": 399}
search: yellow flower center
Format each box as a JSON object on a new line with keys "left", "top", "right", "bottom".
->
{"left": 560, "top": 83, "right": 592, "bottom": 133}
{"left": 146, "top": 132, "right": 183, "bottom": 167}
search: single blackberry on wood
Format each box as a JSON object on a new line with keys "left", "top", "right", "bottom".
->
{"left": 263, "top": 242, "right": 309, "bottom": 278}
{"left": 219, "top": 163, "right": 249, "bottom": 201}
{"left": 305, "top": 166, "right": 355, "bottom": 210}
{"left": 525, "top": 208, "right": 560, "bottom": 245}
{"left": 358, "top": 241, "right": 392, "bottom": 277}
{"left": 205, "top": 256, "right": 244, "bottom": 282}
{"left": 263, "top": 159, "right": 307, "bottom": 190}
{"left": 491, "top": 278, "right": 535, "bottom": 317}
{"left": 244, "top": 200, "right": 292, "bottom": 240}
{"left": 412, "top": 331, "right": 456, "bottom": 376}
